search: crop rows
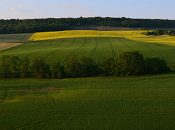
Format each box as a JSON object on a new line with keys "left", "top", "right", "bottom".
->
{"left": 62, "top": 38, "right": 87, "bottom": 64}
{"left": 89, "top": 38, "right": 98, "bottom": 59}
{"left": 0, "top": 37, "right": 175, "bottom": 66}
{"left": 106, "top": 37, "right": 115, "bottom": 57}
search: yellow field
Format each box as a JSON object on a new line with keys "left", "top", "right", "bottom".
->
{"left": 28, "top": 30, "right": 175, "bottom": 46}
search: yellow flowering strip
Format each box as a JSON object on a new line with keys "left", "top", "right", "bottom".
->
{"left": 29, "top": 30, "right": 175, "bottom": 46}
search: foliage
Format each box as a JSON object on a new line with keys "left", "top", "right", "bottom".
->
{"left": 31, "top": 57, "right": 50, "bottom": 79}
{"left": 145, "top": 57, "right": 171, "bottom": 74}
{"left": 64, "top": 54, "right": 81, "bottom": 77}
{"left": 113, "top": 51, "right": 145, "bottom": 76}
{"left": 21, "top": 56, "right": 30, "bottom": 78}
{"left": 1, "top": 17, "right": 175, "bottom": 34}
{"left": 0, "top": 55, "right": 10, "bottom": 78}
{"left": 9, "top": 56, "right": 21, "bottom": 78}
{"left": 146, "top": 29, "right": 175, "bottom": 35}
{"left": 50, "top": 61, "right": 64, "bottom": 79}
{"left": 80, "top": 56, "right": 94, "bottom": 77}
{"left": 100, "top": 56, "right": 113, "bottom": 76}
{"left": 0, "top": 51, "right": 171, "bottom": 79}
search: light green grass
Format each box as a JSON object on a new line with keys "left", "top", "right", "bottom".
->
{"left": 0, "top": 73, "right": 175, "bottom": 129}
{"left": 0, "top": 37, "right": 175, "bottom": 66}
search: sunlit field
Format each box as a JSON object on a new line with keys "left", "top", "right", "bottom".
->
{"left": 29, "top": 30, "right": 175, "bottom": 46}
{"left": 29, "top": 30, "right": 149, "bottom": 41}
{"left": 1, "top": 37, "right": 175, "bottom": 66}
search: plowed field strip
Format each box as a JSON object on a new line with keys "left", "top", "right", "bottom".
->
{"left": 0, "top": 43, "right": 22, "bottom": 51}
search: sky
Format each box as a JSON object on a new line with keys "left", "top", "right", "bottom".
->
{"left": 0, "top": 0, "right": 175, "bottom": 20}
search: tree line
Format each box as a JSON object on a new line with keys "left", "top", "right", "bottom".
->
{"left": 146, "top": 29, "right": 175, "bottom": 36}
{"left": 1, "top": 17, "right": 175, "bottom": 34}
{"left": 0, "top": 51, "right": 171, "bottom": 79}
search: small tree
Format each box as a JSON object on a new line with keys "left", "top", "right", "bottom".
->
{"left": 31, "top": 57, "right": 50, "bottom": 78}
{"left": 0, "top": 55, "right": 10, "bottom": 78}
{"left": 50, "top": 61, "right": 64, "bottom": 79}
{"left": 64, "top": 54, "right": 81, "bottom": 78}
{"left": 100, "top": 56, "right": 113, "bottom": 76}
{"left": 21, "top": 56, "right": 30, "bottom": 78}
{"left": 80, "top": 56, "right": 94, "bottom": 77}
{"left": 9, "top": 56, "right": 21, "bottom": 78}
{"left": 145, "top": 57, "right": 170, "bottom": 74}
{"left": 113, "top": 50, "right": 145, "bottom": 76}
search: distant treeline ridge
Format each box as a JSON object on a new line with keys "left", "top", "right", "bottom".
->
{"left": 1, "top": 17, "right": 175, "bottom": 34}
{"left": 0, "top": 51, "right": 171, "bottom": 79}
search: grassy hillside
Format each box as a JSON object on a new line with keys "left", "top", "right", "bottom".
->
{"left": 0, "top": 73, "right": 175, "bottom": 129}
{"left": 0, "top": 37, "right": 175, "bottom": 67}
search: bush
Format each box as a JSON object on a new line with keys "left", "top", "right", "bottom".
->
{"left": 145, "top": 57, "right": 171, "bottom": 74}
{"left": 113, "top": 50, "right": 145, "bottom": 76}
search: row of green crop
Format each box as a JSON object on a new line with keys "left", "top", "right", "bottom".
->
{"left": 0, "top": 37, "right": 175, "bottom": 66}
{"left": 0, "top": 50, "right": 171, "bottom": 79}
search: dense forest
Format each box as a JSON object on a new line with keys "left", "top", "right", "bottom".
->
{"left": 1, "top": 17, "right": 175, "bottom": 34}
{"left": 0, "top": 51, "right": 171, "bottom": 79}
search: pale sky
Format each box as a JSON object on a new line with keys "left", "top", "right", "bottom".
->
{"left": 0, "top": 0, "right": 175, "bottom": 20}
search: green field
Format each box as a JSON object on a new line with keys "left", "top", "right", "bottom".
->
{"left": 0, "top": 37, "right": 175, "bottom": 66}
{"left": 0, "top": 73, "right": 175, "bottom": 129}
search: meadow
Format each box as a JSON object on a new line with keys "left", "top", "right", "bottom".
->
{"left": 0, "top": 73, "right": 175, "bottom": 129}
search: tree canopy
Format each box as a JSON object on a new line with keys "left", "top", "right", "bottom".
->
{"left": 0, "top": 51, "right": 171, "bottom": 79}
{"left": 1, "top": 17, "right": 175, "bottom": 34}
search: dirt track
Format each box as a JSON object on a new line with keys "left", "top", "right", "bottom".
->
{"left": 0, "top": 43, "right": 22, "bottom": 51}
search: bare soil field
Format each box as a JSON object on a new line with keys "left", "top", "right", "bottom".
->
{"left": 0, "top": 43, "right": 22, "bottom": 51}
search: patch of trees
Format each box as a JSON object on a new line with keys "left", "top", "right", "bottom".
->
{"left": 1, "top": 17, "right": 175, "bottom": 34}
{"left": 0, "top": 51, "right": 171, "bottom": 79}
{"left": 146, "top": 29, "right": 175, "bottom": 36}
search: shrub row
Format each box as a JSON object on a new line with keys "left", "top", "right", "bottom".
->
{"left": 146, "top": 29, "right": 175, "bottom": 36}
{"left": 0, "top": 51, "right": 171, "bottom": 79}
